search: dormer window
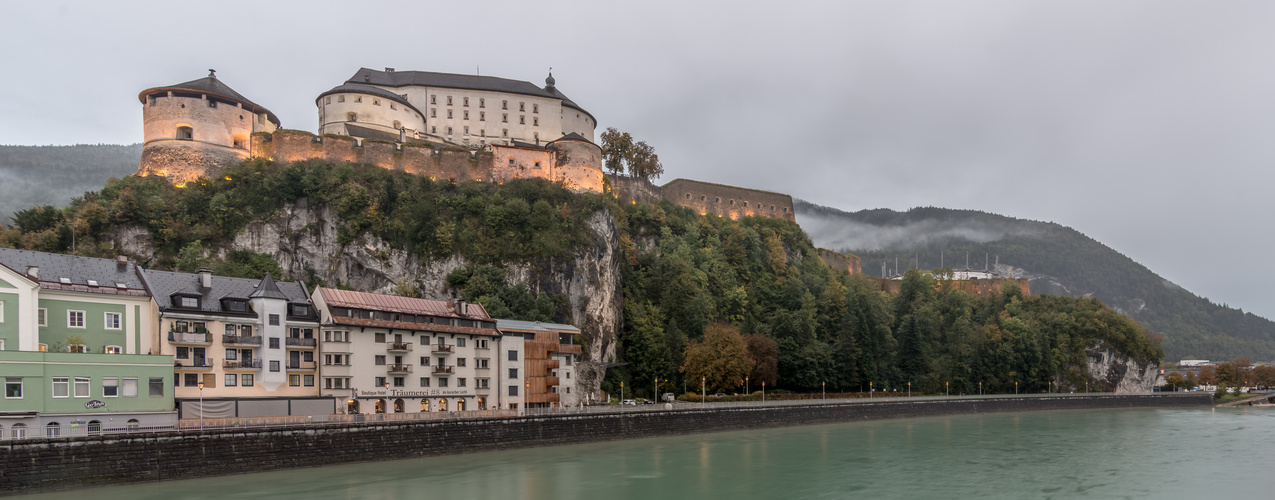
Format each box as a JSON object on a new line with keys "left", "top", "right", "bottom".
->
{"left": 291, "top": 304, "right": 310, "bottom": 316}
{"left": 59, "top": 278, "right": 71, "bottom": 284}
{"left": 227, "top": 300, "right": 247, "bottom": 312}
{"left": 178, "top": 296, "right": 199, "bottom": 309}
{"left": 87, "top": 280, "right": 99, "bottom": 287}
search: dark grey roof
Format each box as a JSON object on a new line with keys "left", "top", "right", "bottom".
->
{"left": 138, "top": 71, "right": 280, "bottom": 126}
{"left": 346, "top": 68, "right": 595, "bottom": 122}
{"left": 343, "top": 124, "right": 402, "bottom": 143}
{"left": 0, "top": 248, "right": 145, "bottom": 293}
{"left": 140, "top": 269, "right": 311, "bottom": 313}
{"left": 316, "top": 84, "right": 422, "bottom": 116}
{"left": 552, "top": 132, "right": 593, "bottom": 144}
{"left": 249, "top": 273, "right": 288, "bottom": 300}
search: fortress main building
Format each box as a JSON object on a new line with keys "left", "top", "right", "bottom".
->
{"left": 136, "top": 68, "right": 796, "bottom": 223}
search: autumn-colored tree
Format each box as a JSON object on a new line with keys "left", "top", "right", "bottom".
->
{"left": 1185, "top": 370, "right": 1198, "bottom": 389}
{"left": 1164, "top": 371, "right": 1186, "bottom": 390}
{"left": 744, "top": 333, "right": 779, "bottom": 388}
{"left": 1215, "top": 358, "right": 1252, "bottom": 388}
{"left": 1197, "top": 365, "right": 1216, "bottom": 385}
{"left": 682, "top": 323, "right": 753, "bottom": 392}
{"left": 1251, "top": 365, "right": 1275, "bottom": 389}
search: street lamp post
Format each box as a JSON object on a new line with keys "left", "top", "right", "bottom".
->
{"left": 746, "top": 376, "right": 749, "bottom": 395}
{"left": 822, "top": 381, "right": 825, "bottom": 400}
{"left": 702, "top": 376, "right": 706, "bottom": 404}
{"left": 908, "top": 381, "right": 911, "bottom": 398}
{"left": 946, "top": 381, "right": 949, "bottom": 397}
{"left": 620, "top": 381, "right": 624, "bottom": 403}
{"left": 1015, "top": 381, "right": 1018, "bottom": 395}
{"left": 197, "top": 382, "right": 204, "bottom": 431}
{"left": 979, "top": 381, "right": 983, "bottom": 396}
{"left": 870, "top": 381, "right": 873, "bottom": 399}
{"left": 762, "top": 381, "right": 766, "bottom": 403}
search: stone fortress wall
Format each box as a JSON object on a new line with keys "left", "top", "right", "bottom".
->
{"left": 661, "top": 178, "right": 797, "bottom": 222}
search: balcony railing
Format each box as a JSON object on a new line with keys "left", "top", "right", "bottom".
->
{"left": 287, "top": 361, "right": 318, "bottom": 370}
{"left": 388, "top": 363, "right": 413, "bottom": 374}
{"left": 168, "top": 332, "right": 211, "bottom": 344}
{"left": 432, "top": 345, "right": 454, "bottom": 354}
{"left": 286, "top": 337, "right": 317, "bottom": 347}
{"left": 223, "top": 358, "right": 263, "bottom": 369}
{"left": 432, "top": 365, "right": 454, "bottom": 375}
{"left": 176, "top": 358, "right": 214, "bottom": 369}
{"left": 223, "top": 335, "right": 263, "bottom": 346}
{"left": 387, "top": 342, "right": 412, "bottom": 352}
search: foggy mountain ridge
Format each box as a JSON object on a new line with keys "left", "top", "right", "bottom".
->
{"left": 0, "top": 143, "right": 141, "bottom": 224}
{"left": 794, "top": 199, "right": 1275, "bottom": 361}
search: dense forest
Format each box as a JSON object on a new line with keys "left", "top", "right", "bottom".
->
{"left": 0, "top": 158, "right": 1162, "bottom": 397}
{"left": 797, "top": 201, "right": 1275, "bottom": 362}
{"left": 0, "top": 144, "right": 141, "bottom": 224}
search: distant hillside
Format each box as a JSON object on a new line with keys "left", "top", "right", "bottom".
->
{"left": 0, "top": 144, "right": 141, "bottom": 224}
{"left": 796, "top": 200, "right": 1275, "bottom": 361}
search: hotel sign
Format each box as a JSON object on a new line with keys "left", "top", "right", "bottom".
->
{"left": 352, "top": 388, "right": 472, "bottom": 398}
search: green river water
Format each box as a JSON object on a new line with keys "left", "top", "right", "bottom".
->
{"left": 16, "top": 407, "right": 1274, "bottom": 499}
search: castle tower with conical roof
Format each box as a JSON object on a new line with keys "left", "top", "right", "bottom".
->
{"left": 137, "top": 70, "right": 279, "bottom": 185}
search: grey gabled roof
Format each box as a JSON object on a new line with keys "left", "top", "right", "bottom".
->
{"left": 0, "top": 248, "right": 146, "bottom": 294}
{"left": 140, "top": 269, "right": 310, "bottom": 313}
{"left": 495, "top": 319, "right": 581, "bottom": 333}
{"left": 552, "top": 132, "right": 593, "bottom": 144}
{"left": 346, "top": 68, "right": 595, "bottom": 122}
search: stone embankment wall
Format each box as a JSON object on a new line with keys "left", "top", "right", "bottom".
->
{"left": 0, "top": 394, "right": 1210, "bottom": 494}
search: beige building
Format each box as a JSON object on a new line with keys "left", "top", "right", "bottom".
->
{"left": 495, "top": 320, "right": 582, "bottom": 408}
{"left": 317, "top": 68, "right": 596, "bottom": 149}
{"left": 312, "top": 288, "right": 527, "bottom": 414}
{"left": 139, "top": 270, "right": 329, "bottom": 418}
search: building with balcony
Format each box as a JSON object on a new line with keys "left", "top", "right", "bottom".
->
{"left": 495, "top": 320, "right": 582, "bottom": 408}
{"left": 139, "top": 269, "right": 329, "bottom": 418}
{"left": 312, "top": 288, "right": 525, "bottom": 414}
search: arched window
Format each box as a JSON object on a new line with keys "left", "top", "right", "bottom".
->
{"left": 11, "top": 423, "right": 25, "bottom": 439}
{"left": 477, "top": 397, "right": 485, "bottom": 410}
{"left": 176, "top": 126, "right": 193, "bottom": 140}
{"left": 45, "top": 422, "right": 60, "bottom": 438}
{"left": 347, "top": 399, "right": 360, "bottom": 414}
{"left": 126, "top": 419, "right": 139, "bottom": 430}
{"left": 394, "top": 398, "right": 405, "bottom": 413}
{"left": 437, "top": 398, "right": 447, "bottom": 412}
{"left": 87, "top": 420, "right": 101, "bottom": 435}
{"left": 420, "top": 399, "right": 430, "bottom": 412}
{"left": 375, "top": 398, "right": 386, "bottom": 414}
{"left": 456, "top": 399, "right": 465, "bottom": 411}
{"left": 0, "top": 424, "right": 4, "bottom": 439}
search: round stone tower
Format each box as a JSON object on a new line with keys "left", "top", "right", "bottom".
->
{"left": 137, "top": 70, "right": 279, "bottom": 185}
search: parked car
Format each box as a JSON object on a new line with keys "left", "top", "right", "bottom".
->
{"left": 622, "top": 399, "right": 637, "bottom": 405}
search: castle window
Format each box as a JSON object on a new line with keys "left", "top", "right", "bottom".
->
{"left": 464, "top": 110, "right": 469, "bottom": 120}
{"left": 176, "top": 126, "right": 193, "bottom": 140}
{"left": 347, "top": 112, "right": 357, "bottom": 122}
{"left": 533, "top": 117, "right": 539, "bottom": 126}
{"left": 355, "top": 96, "right": 362, "bottom": 103}
{"left": 447, "top": 127, "right": 453, "bottom": 135}
{"left": 393, "top": 120, "right": 402, "bottom": 129}
{"left": 390, "top": 103, "right": 396, "bottom": 110}
{"left": 771, "top": 205, "right": 775, "bottom": 211}
{"left": 509, "top": 158, "right": 515, "bottom": 166}
{"left": 479, "top": 98, "right": 485, "bottom": 108}
{"left": 534, "top": 161, "right": 541, "bottom": 169}
{"left": 325, "top": 96, "right": 331, "bottom": 104}
{"left": 743, "top": 201, "right": 749, "bottom": 207}
{"left": 730, "top": 199, "right": 735, "bottom": 206}
{"left": 502, "top": 129, "right": 508, "bottom": 137}
{"left": 463, "top": 97, "right": 469, "bottom": 107}
{"left": 464, "top": 126, "right": 469, "bottom": 135}
{"left": 431, "top": 108, "right": 436, "bottom": 118}
{"left": 715, "top": 197, "right": 721, "bottom": 204}
{"left": 502, "top": 113, "right": 508, "bottom": 123}
{"left": 480, "top": 129, "right": 485, "bottom": 137}
{"left": 502, "top": 100, "right": 508, "bottom": 110}
{"left": 447, "top": 110, "right": 453, "bottom": 119}
{"left": 431, "top": 126, "right": 436, "bottom": 134}
{"left": 480, "top": 112, "right": 485, "bottom": 121}
{"left": 338, "top": 95, "right": 345, "bottom": 103}
{"left": 783, "top": 207, "right": 789, "bottom": 213}
{"left": 208, "top": 100, "right": 217, "bottom": 108}
{"left": 447, "top": 96, "right": 453, "bottom": 106}
{"left": 533, "top": 104, "right": 538, "bottom": 113}
{"left": 701, "top": 195, "right": 706, "bottom": 201}
{"left": 685, "top": 193, "right": 691, "bottom": 200}
{"left": 373, "top": 99, "right": 381, "bottom": 106}
{"left": 519, "top": 116, "right": 525, "bottom": 125}
{"left": 519, "top": 102, "right": 525, "bottom": 112}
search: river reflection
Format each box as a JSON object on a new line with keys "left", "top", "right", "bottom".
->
{"left": 16, "top": 407, "right": 1275, "bottom": 499}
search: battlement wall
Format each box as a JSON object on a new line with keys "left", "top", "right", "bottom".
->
{"left": 817, "top": 249, "right": 862, "bottom": 275}
{"left": 662, "top": 178, "right": 796, "bottom": 221}
{"left": 251, "top": 130, "right": 491, "bottom": 182}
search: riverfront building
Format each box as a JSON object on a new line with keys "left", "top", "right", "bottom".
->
{"left": 312, "top": 288, "right": 528, "bottom": 414}
{"left": 139, "top": 269, "right": 328, "bottom": 418}
{"left": 0, "top": 249, "right": 176, "bottom": 437}
{"left": 495, "top": 320, "right": 582, "bottom": 408}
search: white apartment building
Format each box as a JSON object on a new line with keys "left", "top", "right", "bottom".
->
{"left": 312, "top": 288, "right": 527, "bottom": 414}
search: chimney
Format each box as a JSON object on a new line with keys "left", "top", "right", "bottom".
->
{"left": 454, "top": 299, "right": 466, "bottom": 317}
{"left": 197, "top": 268, "right": 213, "bottom": 290}
{"left": 116, "top": 255, "right": 128, "bottom": 268}
{"left": 26, "top": 266, "right": 38, "bottom": 279}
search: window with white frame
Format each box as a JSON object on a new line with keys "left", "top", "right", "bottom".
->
{"left": 73, "top": 377, "right": 90, "bottom": 397}
{"left": 103, "top": 377, "right": 118, "bottom": 397}
{"left": 11, "top": 423, "right": 25, "bottom": 439}
{"left": 67, "top": 310, "right": 85, "bottom": 328}
{"left": 104, "top": 345, "right": 121, "bottom": 354}
{"left": 52, "top": 377, "right": 69, "bottom": 398}
{"left": 4, "top": 377, "right": 21, "bottom": 399}
{"left": 0, "top": 300, "right": 3, "bottom": 322}
{"left": 104, "top": 312, "right": 121, "bottom": 330}
{"left": 0, "top": 339, "right": 4, "bottom": 351}
{"left": 38, "top": 308, "right": 46, "bottom": 327}
{"left": 122, "top": 378, "right": 138, "bottom": 397}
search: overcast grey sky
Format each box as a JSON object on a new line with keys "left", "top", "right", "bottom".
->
{"left": 3, "top": 1, "right": 1273, "bottom": 318}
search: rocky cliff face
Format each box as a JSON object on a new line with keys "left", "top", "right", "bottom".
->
{"left": 1084, "top": 344, "right": 1159, "bottom": 393}
{"left": 116, "top": 199, "right": 622, "bottom": 402}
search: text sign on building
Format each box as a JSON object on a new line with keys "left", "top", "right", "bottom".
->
{"left": 84, "top": 400, "right": 106, "bottom": 409}
{"left": 352, "top": 388, "right": 472, "bottom": 398}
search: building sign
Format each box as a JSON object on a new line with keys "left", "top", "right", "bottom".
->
{"left": 84, "top": 400, "right": 106, "bottom": 409}
{"left": 351, "top": 388, "right": 472, "bottom": 398}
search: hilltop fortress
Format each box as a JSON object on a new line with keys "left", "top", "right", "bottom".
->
{"left": 136, "top": 68, "right": 798, "bottom": 223}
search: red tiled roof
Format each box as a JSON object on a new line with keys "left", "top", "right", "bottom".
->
{"left": 329, "top": 316, "right": 501, "bottom": 336}
{"left": 317, "top": 288, "right": 491, "bottom": 320}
